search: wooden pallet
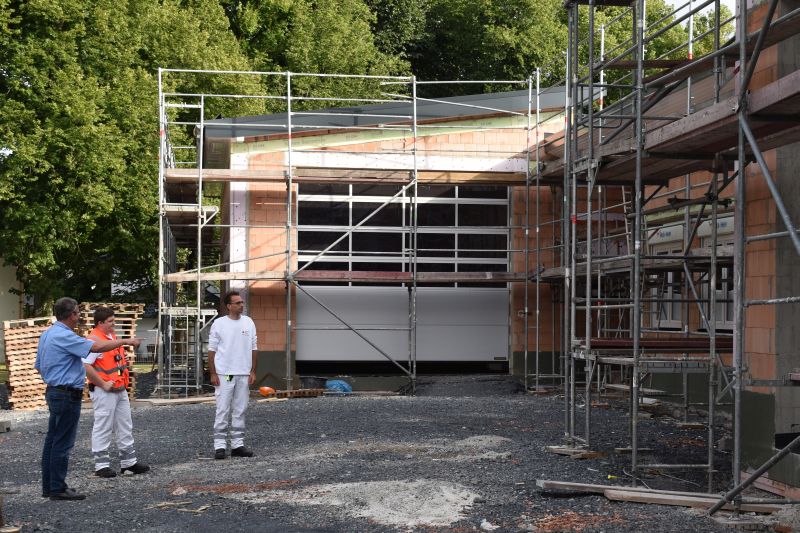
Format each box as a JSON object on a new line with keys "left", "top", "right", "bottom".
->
{"left": 2, "top": 317, "right": 54, "bottom": 410}
{"left": 1, "top": 304, "right": 144, "bottom": 410}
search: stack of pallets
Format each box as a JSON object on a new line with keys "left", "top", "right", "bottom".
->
{"left": 79, "top": 303, "right": 145, "bottom": 400}
{"left": 2, "top": 317, "right": 55, "bottom": 410}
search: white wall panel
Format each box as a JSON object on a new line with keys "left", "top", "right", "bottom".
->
{"left": 297, "top": 286, "right": 508, "bottom": 362}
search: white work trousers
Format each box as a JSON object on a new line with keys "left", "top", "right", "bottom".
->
{"left": 213, "top": 374, "right": 250, "bottom": 450}
{"left": 89, "top": 388, "right": 136, "bottom": 470}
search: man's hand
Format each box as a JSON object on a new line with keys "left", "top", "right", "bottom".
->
{"left": 249, "top": 371, "right": 256, "bottom": 386}
{"left": 102, "top": 381, "right": 114, "bottom": 392}
{"left": 128, "top": 338, "right": 142, "bottom": 349}
{"left": 210, "top": 372, "right": 220, "bottom": 386}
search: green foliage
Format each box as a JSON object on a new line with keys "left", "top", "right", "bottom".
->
{"left": 408, "top": 0, "right": 568, "bottom": 94}
{"left": 364, "top": 0, "right": 431, "bottom": 59}
{"left": 0, "top": 0, "right": 257, "bottom": 312}
{"left": 571, "top": 1, "right": 734, "bottom": 104}
{"left": 220, "top": 0, "right": 410, "bottom": 108}
{"left": 0, "top": 0, "right": 739, "bottom": 315}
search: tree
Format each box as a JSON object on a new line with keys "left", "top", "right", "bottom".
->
{"left": 405, "top": 0, "right": 568, "bottom": 95}
{"left": 0, "top": 0, "right": 259, "bottom": 313}
{"left": 364, "top": 0, "right": 431, "bottom": 59}
{"left": 572, "top": 1, "right": 735, "bottom": 104}
{"left": 220, "top": 0, "right": 410, "bottom": 107}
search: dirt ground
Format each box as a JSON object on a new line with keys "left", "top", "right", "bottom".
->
{"left": 0, "top": 375, "right": 786, "bottom": 532}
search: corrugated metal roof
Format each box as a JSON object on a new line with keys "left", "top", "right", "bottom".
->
{"left": 204, "top": 86, "right": 566, "bottom": 139}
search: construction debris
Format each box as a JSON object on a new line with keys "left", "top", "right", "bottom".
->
{"left": 545, "top": 446, "right": 606, "bottom": 460}
{"left": 256, "top": 397, "right": 288, "bottom": 403}
{"left": 259, "top": 388, "right": 325, "bottom": 399}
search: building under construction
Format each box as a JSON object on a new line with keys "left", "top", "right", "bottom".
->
{"left": 157, "top": 0, "right": 800, "bottom": 502}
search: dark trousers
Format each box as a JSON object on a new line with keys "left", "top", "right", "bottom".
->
{"left": 42, "top": 387, "right": 82, "bottom": 494}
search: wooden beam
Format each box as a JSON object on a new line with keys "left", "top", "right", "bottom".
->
{"left": 165, "top": 167, "right": 528, "bottom": 185}
{"left": 537, "top": 480, "right": 714, "bottom": 498}
{"left": 418, "top": 170, "right": 526, "bottom": 184}
{"left": 165, "top": 168, "right": 285, "bottom": 182}
{"left": 163, "top": 271, "right": 285, "bottom": 282}
{"left": 603, "top": 489, "right": 781, "bottom": 513}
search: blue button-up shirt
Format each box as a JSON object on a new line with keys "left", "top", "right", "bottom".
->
{"left": 34, "top": 321, "right": 95, "bottom": 389}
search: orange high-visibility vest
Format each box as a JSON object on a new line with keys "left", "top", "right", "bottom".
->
{"left": 88, "top": 327, "right": 130, "bottom": 389}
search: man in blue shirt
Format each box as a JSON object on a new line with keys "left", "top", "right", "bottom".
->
{"left": 35, "top": 297, "right": 141, "bottom": 501}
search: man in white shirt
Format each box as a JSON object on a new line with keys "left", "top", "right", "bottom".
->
{"left": 208, "top": 291, "right": 258, "bottom": 459}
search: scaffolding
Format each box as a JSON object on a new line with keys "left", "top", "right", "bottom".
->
{"left": 548, "top": 0, "right": 800, "bottom": 504}
{"left": 155, "top": 0, "right": 800, "bottom": 505}
{"left": 156, "top": 71, "right": 564, "bottom": 398}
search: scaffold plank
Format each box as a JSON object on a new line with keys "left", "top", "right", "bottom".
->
{"left": 162, "top": 271, "right": 285, "bottom": 282}
{"left": 539, "top": 67, "right": 800, "bottom": 184}
{"left": 586, "top": 337, "right": 732, "bottom": 352}
{"left": 162, "top": 270, "right": 532, "bottom": 283}
{"left": 165, "top": 167, "right": 528, "bottom": 185}
{"left": 165, "top": 168, "right": 285, "bottom": 182}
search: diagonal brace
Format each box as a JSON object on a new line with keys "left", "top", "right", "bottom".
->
{"left": 293, "top": 281, "right": 412, "bottom": 377}
{"left": 739, "top": 116, "right": 800, "bottom": 256}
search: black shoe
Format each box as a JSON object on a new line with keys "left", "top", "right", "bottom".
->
{"left": 231, "top": 446, "right": 253, "bottom": 458}
{"left": 49, "top": 488, "right": 86, "bottom": 501}
{"left": 214, "top": 448, "right": 226, "bottom": 460}
{"left": 94, "top": 467, "right": 117, "bottom": 478}
{"left": 41, "top": 491, "right": 49, "bottom": 498}
{"left": 120, "top": 462, "right": 150, "bottom": 475}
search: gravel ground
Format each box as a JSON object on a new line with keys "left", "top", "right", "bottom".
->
{"left": 0, "top": 375, "right": 778, "bottom": 532}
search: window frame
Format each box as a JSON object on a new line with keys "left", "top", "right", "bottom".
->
{"left": 296, "top": 184, "right": 510, "bottom": 287}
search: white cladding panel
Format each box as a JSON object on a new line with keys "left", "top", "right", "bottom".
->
{"left": 297, "top": 286, "right": 508, "bottom": 361}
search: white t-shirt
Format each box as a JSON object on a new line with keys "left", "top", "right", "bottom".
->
{"left": 208, "top": 315, "right": 257, "bottom": 375}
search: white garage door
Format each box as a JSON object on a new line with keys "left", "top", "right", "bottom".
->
{"left": 297, "top": 286, "right": 509, "bottom": 362}
{"left": 295, "top": 182, "right": 510, "bottom": 363}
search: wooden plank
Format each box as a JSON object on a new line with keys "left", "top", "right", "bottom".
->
{"left": 270, "top": 388, "right": 325, "bottom": 399}
{"left": 418, "top": 170, "right": 526, "bottom": 185}
{"left": 136, "top": 396, "right": 216, "bottom": 406}
{"left": 603, "top": 489, "right": 781, "bottom": 514}
{"left": 165, "top": 167, "right": 527, "bottom": 185}
{"left": 545, "top": 446, "right": 598, "bottom": 459}
{"left": 604, "top": 384, "right": 666, "bottom": 395}
{"left": 163, "top": 270, "right": 285, "bottom": 282}
{"left": 165, "top": 168, "right": 285, "bottom": 183}
{"left": 742, "top": 469, "right": 800, "bottom": 500}
{"left": 676, "top": 422, "right": 706, "bottom": 429}
{"left": 536, "top": 480, "right": 718, "bottom": 498}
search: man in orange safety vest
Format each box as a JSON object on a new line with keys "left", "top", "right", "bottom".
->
{"left": 84, "top": 306, "right": 150, "bottom": 478}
